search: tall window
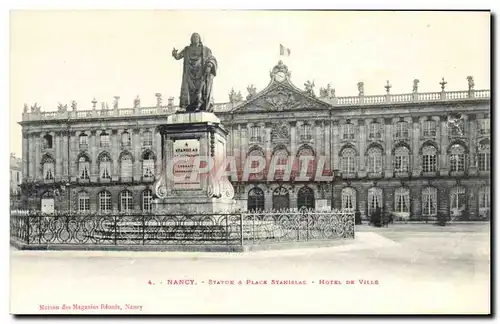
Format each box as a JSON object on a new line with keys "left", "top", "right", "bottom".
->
{"left": 248, "top": 187, "right": 265, "bottom": 211}
{"left": 296, "top": 146, "right": 315, "bottom": 178}
{"left": 368, "top": 122, "right": 382, "bottom": 139}
{"left": 78, "top": 191, "right": 90, "bottom": 212}
{"left": 99, "top": 191, "right": 112, "bottom": 212}
{"left": 422, "top": 187, "right": 437, "bottom": 217}
{"left": 100, "top": 133, "right": 110, "bottom": 148}
{"left": 79, "top": 134, "right": 89, "bottom": 150}
{"left": 422, "top": 145, "right": 437, "bottom": 172}
{"left": 342, "top": 123, "right": 355, "bottom": 140}
{"left": 367, "top": 187, "right": 383, "bottom": 216}
{"left": 449, "top": 144, "right": 466, "bottom": 172}
{"left": 272, "top": 148, "right": 289, "bottom": 180}
{"left": 250, "top": 126, "right": 261, "bottom": 141}
{"left": 248, "top": 148, "right": 265, "bottom": 180}
{"left": 478, "top": 186, "right": 490, "bottom": 218}
{"left": 120, "top": 190, "right": 133, "bottom": 212}
{"left": 341, "top": 187, "right": 356, "bottom": 211}
{"left": 143, "top": 131, "right": 153, "bottom": 147}
{"left": 297, "top": 186, "right": 315, "bottom": 210}
{"left": 478, "top": 119, "right": 490, "bottom": 135}
{"left": 142, "top": 189, "right": 153, "bottom": 212}
{"left": 43, "top": 134, "right": 53, "bottom": 149}
{"left": 78, "top": 156, "right": 90, "bottom": 180}
{"left": 42, "top": 155, "right": 55, "bottom": 180}
{"left": 142, "top": 151, "right": 155, "bottom": 178}
{"left": 300, "top": 124, "right": 312, "bottom": 141}
{"left": 367, "top": 147, "right": 383, "bottom": 173}
{"left": 341, "top": 148, "right": 357, "bottom": 174}
{"left": 423, "top": 120, "right": 437, "bottom": 137}
{"left": 395, "top": 121, "right": 409, "bottom": 139}
{"left": 394, "top": 146, "right": 410, "bottom": 172}
{"left": 478, "top": 140, "right": 490, "bottom": 171}
{"left": 450, "top": 186, "right": 466, "bottom": 219}
{"left": 394, "top": 187, "right": 410, "bottom": 213}
{"left": 99, "top": 154, "right": 111, "bottom": 179}
{"left": 121, "top": 132, "right": 131, "bottom": 148}
{"left": 120, "top": 154, "right": 133, "bottom": 179}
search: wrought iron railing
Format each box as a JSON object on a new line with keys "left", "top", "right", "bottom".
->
{"left": 10, "top": 209, "right": 355, "bottom": 247}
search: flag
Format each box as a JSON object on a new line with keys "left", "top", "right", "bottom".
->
{"left": 280, "top": 44, "right": 291, "bottom": 57}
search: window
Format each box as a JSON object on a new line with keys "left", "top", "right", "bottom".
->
{"left": 478, "top": 186, "right": 490, "bottom": 218}
{"left": 143, "top": 131, "right": 153, "bottom": 147}
{"left": 449, "top": 144, "right": 466, "bottom": 172}
{"left": 341, "top": 148, "right": 357, "bottom": 174}
{"left": 121, "top": 132, "right": 131, "bottom": 148}
{"left": 300, "top": 124, "right": 312, "bottom": 141}
{"left": 395, "top": 122, "right": 409, "bottom": 139}
{"left": 394, "top": 187, "right": 410, "bottom": 213}
{"left": 43, "top": 134, "right": 53, "bottom": 149}
{"left": 423, "top": 120, "right": 436, "bottom": 137}
{"left": 100, "top": 133, "right": 110, "bottom": 148}
{"left": 120, "top": 190, "right": 133, "bottom": 212}
{"left": 272, "top": 149, "right": 289, "bottom": 180}
{"left": 99, "top": 191, "right": 112, "bottom": 212}
{"left": 297, "top": 186, "right": 315, "bottom": 210}
{"left": 478, "top": 140, "right": 490, "bottom": 171}
{"left": 142, "top": 151, "right": 155, "bottom": 178}
{"left": 369, "top": 122, "right": 382, "bottom": 139}
{"left": 99, "top": 154, "right": 111, "bottom": 179}
{"left": 296, "top": 147, "right": 315, "bottom": 178}
{"left": 341, "top": 187, "right": 356, "bottom": 211}
{"left": 78, "top": 191, "right": 90, "bottom": 212}
{"left": 478, "top": 119, "right": 490, "bottom": 135}
{"left": 248, "top": 187, "right": 265, "bottom": 211}
{"left": 367, "top": 147, "right": 383, "bottom": 173}
{"left": 422, "top": 145, "right": 437, "bottom": 172}
{"left": 367, "top": 187, "right": 383, "bottom": 216}
{"left": 450, "top": 186, "right": 466, "bottom": 219}
{"left": 78, "top": 156, "right": 90, "bottom": 180}
{"left": 342, "top": 123, "right": 355, "bottom": 140}
{"left": 394, "top": 146, "right": 410, "bottom": 172}
{"left": 248, "top": 148, "right": 265, "bottom": 180}
{"left": 120, "top": 154, "right": 133, "bottom": 179}
{"left": 142, "top": 189, "right": 153, "bottom": 212}
{"left": 250, "top": 126, "right": 261, "bottom": 141}
{"left": 42, "top": 155, "right": 55, "bottom": 180}
{"left": 422, "top": 187, "right": 437, "bottom": 217}
{"left": 79, "top": 134, "right": 89, "bottom": 150}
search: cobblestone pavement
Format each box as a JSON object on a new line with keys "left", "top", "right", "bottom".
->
{"left": 10, "top": 224, "right": 490, "bottom": 315}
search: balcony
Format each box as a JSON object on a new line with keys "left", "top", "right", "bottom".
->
{"left": 250, "top": 136, "right": 262, "bottom": 143}
{"left": 299, "top": 135, "right": 313, "bottom": 142}
{"left": 79, "top": 144, "right": 89, "bottom": 151}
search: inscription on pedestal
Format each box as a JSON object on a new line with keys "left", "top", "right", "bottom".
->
{"left": 173, "top": 139, "right": 201, "bottom": 190}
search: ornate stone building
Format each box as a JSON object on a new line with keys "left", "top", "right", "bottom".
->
{"left": 19, "top": 61, "right": 491, "bottom": 220}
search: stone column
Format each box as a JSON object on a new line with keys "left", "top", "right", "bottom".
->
{"left": 55, "top": 131, "right": 62, "bottom": 180}
{"left": 90, "top": 130, "right": 97, "bottom": 180}
{"left": 290, "top": 121, "right": 297, "bottom": 157}
{"left": 111, "top": 129, "right": 120, "bottom": 180}
{"left": 411, "top": 116, "right": 421, "bottom": 175}
{"left": 468, "top": 115, "right": 477, "bottom": 174}
{"left": 62, "top": 131, "right": 69, "bottom": 178}
{"left": 69, "top": 131, "right": 78, "bottom": 180}
{"left": 155, "top": 129, "right": 162, "bottom": 177}
{"left": 28, "top": 134, "right": 35, "bottom": 180}
{"left": 384, "top": 117, "right": 394, "bottom": 177}
{"left": 324, "top": 120, "right": 331, "bottom": 171}
{"left": 358, "top": 119, "right": 366, "bottom": 173}
{"left": 439, "top": 115, "right": 449, "bottom": 175}
{"left": 133, "top": 129, "right": 141, "bottom": 181}
{"left": 332, "top": 121, "right": 340, "bottom": 171}
{"left": 34, "top": 134, "right": 41, "bottom": 180}
{"left": 22, "top": 132, "right": 28, "bottom": 180}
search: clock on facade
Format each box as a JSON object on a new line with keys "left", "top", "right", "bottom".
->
{"left": 275, "top": 71, "right": 286, "bottom": 82}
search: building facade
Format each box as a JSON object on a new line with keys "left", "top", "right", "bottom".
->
{"left": 18, "top": 61, "right": 491, "bottom": 220}
{"left": 10, "top": 153, "right": 22, "bottom": 208}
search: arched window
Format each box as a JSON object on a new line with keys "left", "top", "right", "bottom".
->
{"left": 422, "top": 187, "right": 438, "bottom": 217}
{"left": 367, "top": 147, "right": 383, "bottom": 173}
{"left": 99, "top": 154, "right": 111, "bottom": 180}
{"left": 142, "top": 189, "right": 153, "bottom": 212}
{"left": 272, "top": 148, "right": 289, "bottom": 180}
{"left": 142, "top": 151, "right": 155, "bottom": 178}
{"left": 296, "top": 146, "right": 315, "bottom": 179}
{"left": 248, "top": 148, "right": 265, "bottom": 180}
{"left": 78, "top": 191, "right": 90, "bottom": 212}
{"left": 341, "top": 187, "right": 356, "bottom": 211}
{"left": 341, "top": 148, "right": 357, "bottom": 174}
{"left": 297, "top": 186, "right": 315, "bottom": 210}
{"left": 79, "top": 134, "right": 89, "bottom": 150}
{"left": 121, "top": 132, "right": 131, "bottom": 148}
{"left": 367, "top": 187, "right": 383, "bottom": 216}
{"left": 120, "top": 190, "right": 133, "bottom": 212}
{"left": 98, "top": 190, "right": 112, "bottom": 212}
{"left": 120, "top": 153, "right": 133, "bottom": 180}
{"left": 272, "top": 187, "right": 289, "bottom": 210}
{"left": 450, "top": 186, "right": 466, "bottom": 219}
{"left": 395, "top": 121, "right": 409, "bottom": 139}
{"left": 478, "top": 140, "right": 490, "bottom": 171}
{"left": 78, "top": 155, "right": 90, "bottom": 180}
{"left": 394, "top": 146, "right": 410, "bottom": 173}
{"left": 422, "top": 145, "right": 437, "bottom": 172}
{"left": 42, "top": 155, "right": 55, "bottom": 180}
{"left": 449, "top": 144, "right": 466, "bottom": 172}
{"left": 143, "top": 131, "right": 153, "bottom": 147}
{"left": 247, "top": 187, "right": 265, "bottom": 211}
{"left": 43, "top": 134, "right": 53, "bottom": 149}
{"left": 394, "top": 187, "right": 410, "bottom": 214}
{"left": 478, "top": 186, "right": 490, "bottom": 219}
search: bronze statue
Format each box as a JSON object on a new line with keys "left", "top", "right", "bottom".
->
{"left": 172, "top": 33, "right": 218, "bottom": 113}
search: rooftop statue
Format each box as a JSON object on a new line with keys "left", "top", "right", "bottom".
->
{"left": 172, "top": 33, "right": 218, "bottom": 113}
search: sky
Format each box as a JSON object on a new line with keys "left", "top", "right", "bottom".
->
{"left": 9, "top": 10, "right": 490, "bottom": 157}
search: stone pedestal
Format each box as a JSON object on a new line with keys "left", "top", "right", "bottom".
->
{"left": 152, "top": 112, "right": 236, "bottom": 214}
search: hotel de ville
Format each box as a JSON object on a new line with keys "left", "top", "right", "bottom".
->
{"left": 18, "top": 60, "right": 491, "bottom": 221}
